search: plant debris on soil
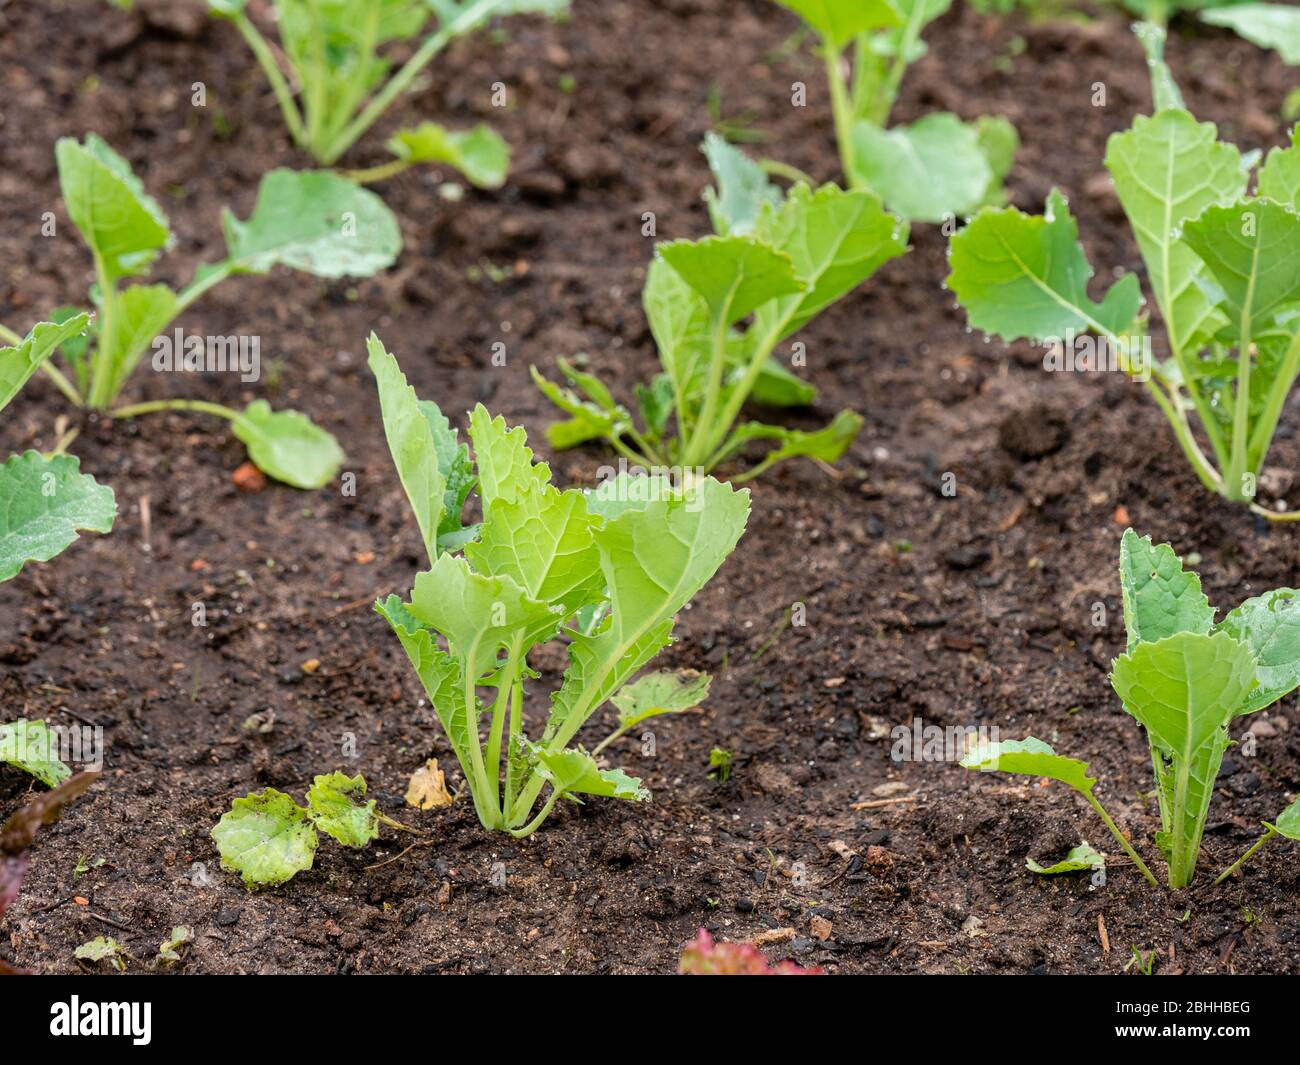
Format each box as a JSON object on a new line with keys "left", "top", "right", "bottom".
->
{"left": 1, "top": 0, "right": 1299, "bottom": 975}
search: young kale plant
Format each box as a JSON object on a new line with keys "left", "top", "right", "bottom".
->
{"left": 763, "top": 0, "right": 1018, "bottom": 223}
{"left": 0, "top": 317, "right": 115, "bottom": 581}
{"left": 208, "top": 0, "right": 569, "bottom": 175}
{"left": 211, "top": 772, "right": 400, "bottom": 887}
{"left": 0, "top": 773, "right": 98, "bottom": 974}
{"left": 964, "top": 529, "right": 1300, "bottom": 889}
{"left": 948, "top": 24, "right": 1300, "bottom": 516}
{"left": 0, "top": 135, "right": 403, "bottom": 488}
{"left": 532, "top": 160, "right": 907, "bottom": 481}
{"left": 369, "top": 337, "right": 750, "bottom": 836}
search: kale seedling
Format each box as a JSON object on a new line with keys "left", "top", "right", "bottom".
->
{"left": 0, "top": 135, "right": 404, "bottom": 488}
{"left": 369, "top": 337, "right": 750, "bottom": 836}
{"left": 760, "top": 1, "right": 1017, "bottom": 223}
{"left": 0, "top": 773, "right": 99, "bottom": 974}
{"left": 948, "top": 23, "right": 1300, "bottom": 517}
{"left": 208, "top": 0, "right": 569, "bottom": 174}
{"left": 1214, "top": 795, "right": 1300, "bottom": 884}
{"left": 211, "top": 772, "right": 398, "bottom": 887}
{"left": 533, "top": 164, "right": 907, "bottom": 480}
{"left": 0, "top": 318, "right": 115, "bottom": 580}
{"left": 964, "top": 529, "right": 1300, "bottom": 889}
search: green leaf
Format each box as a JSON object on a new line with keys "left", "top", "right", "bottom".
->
{"left": 467, "top": 403, "right": 550, "bottom": 518}
{"left": 0, "top": 452, "right": 116, "bottom": 583}
{"left": 582, "top": 471, "right": 683, "bottom": 521}
{"left": 1026, "top": 841, "right": 1106, "bottom": 875}
{"left": 948, "top": 188, "right": 1143, "bottom": 341}
{"left": 221, "top": 169, "right": 402, "bottom": 278}
{"left": 529, "top": 363, "right": 632, "bottom": 451}
{"left": 610, "top": 669, "right": 711, "bottom": 730}
{"left": 1104, "top": 110, "right": 1246, "bottom": 356}
{"left": 0, "top": 316, "right": 91, "bottom": 412}
{"left": 75, "top": 936, "right": 126, "bottom": 971}
{"left": 635, "top": 373, "right": 676, "bottom": 435}
{"left": 542, "top": 477, "right": 750, "bottom": 746}
{"left": 1274, "top": 795, "right": 1300, "bottom": 840}
{"left": 407, "top": 553, "right": 562, "bottom": 681}
{"left": 1182, "top": 199, "right": 1300, "bottom": 326}
{"left": 101, "top": 284, "right": 179, "bottom": 402}
{"left": 960, "top": 736, "right": 1097, "bottom": 793}
{"left": 211, "top": 789, "right": 318, "bottom": 887}
{"left": 716, "top": 410, "right": 863, "bottom": 473}
{"left": 157, "top": 926, "right": 193, "bottom": 965}
{"left": 305, "top": 772, "right": 379, "bottom": 848}
{"left": 367, "top": 334, "right": 447, "bottom": 561}
{"left": 1217, "top": 588, "right": 1300, "bottom": 714}
{"left": 0, "top": 720, "right": 73, "bottom": 787}
{"left": 750, "top": 183, "right": 908, "bottom": 339}
{"left": 232, "top": 400, "right": 345, "bottom": 490}
{"left": 973, "top": 115, "right": 1019, "bottom": 210}
{"left": 1111, "top": 631, "right": 1256, "bottom": 755}
{"left": 1118, "top": 528, "right": 1216, "bottom": 653}
{"left": 644, "top": 256, "right": 712, "bottom": 401}
{"left": 375, "top": 595, "right": 477, "bottom": 771}
{"left": 770, "top": 0, "right": 900, "bottom": 47}
{"left": 387, "top": 122, "right": 510, "bottom": 188}
{"left": 701, "top": 132, "right": 783, "bottom": 236}
{"left": 850, "top": 114, "right": 992, "bottom": 223}
{"left": 1258, "top": 129, "right": 1300, "bottom": 209}
{"left": 749, "top": 358, "right": 817, "bottom": 407}
{"left": 55, "top": 136, "right": 171, "bottom": 282}
{"left": 1201, "top": 4, "right": 1300, "bottom": 64}
{"left": 534, "top": 747, "right": 650, "bottom": 802}
{"left": 658, "top": 236, "right": 804, "bottom": 326}
{"left": 464, "top": 479, "right": 604, "bottom": 618}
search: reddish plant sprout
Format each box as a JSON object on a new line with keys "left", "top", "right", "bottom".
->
{"left": 678, "top": 929, "right": 823, "bottom": 975}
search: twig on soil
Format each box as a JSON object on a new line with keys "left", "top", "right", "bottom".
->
{"left": 850, "top": 796, "right": 917, "bottom": 810}
{"left": 89, "top": 911, "right": 132, "bottom": 932}
{"left": 1097, "top": 914, "right": 1110, "bottom": 955}
{"left": 364, "top": 839, "right": 433, "bottom": 872}
{"left": 326, "top": 595, "right": 376, "bottom": 619}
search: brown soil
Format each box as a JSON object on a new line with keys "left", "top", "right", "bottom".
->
{"left": 2, "top": 0, "right": 1300, "bottom": 975}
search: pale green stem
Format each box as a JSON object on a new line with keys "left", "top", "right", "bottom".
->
{"left": 1247, "top": 330, "right": 1300, "bottom": 473}
{"left": 823, "top": 44, "right": 857, "bottom": 180}
{"left": 41, "top": 363, "right": 83, "bottom": 406}
{"left": 340, "top": 158, "right": 415, "bottom": 185}
{"left": 86, "top": 255, "right": 117, "bottom": 409}
{"left": 175, "top": 264, "right": 233, "bottom": 317}
{"left": 0, "top": 321, "right": 22, "bottom": 344}
{"left": 1213, "top": 824, "right": 1278, "bottom": 886}
{"left": 1083, "top": 789, "right": 1160, "bottom": 888}
{"left": 232, "top": 12, "right": 305, "bottom": 144}
{"left": 682, "top": 298, "right": 736, "bottom": 467}
{"left": 110, "top": 398, "right": 242, "bottom": 422}
{"left": 507, "top": 788, "right": 563, "bottom": 839}
{"left": 502, "top": 677, "right": 524, "bottom": 816}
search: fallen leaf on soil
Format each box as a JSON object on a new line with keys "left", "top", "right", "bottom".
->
{"left": 405, "top": 760, "right": 453, "bottom": 810}
{"left": 810, "top": 915, "right": 832, "bottom": 941}
{"left": 232, "top": 462, "right": 266, "bottom": 492}
{"left": 962, "top": 915, "right": 987, "bottom": 939}
{"left": 300, "top": 658, "right": 321, "bottom": 674}
{"left": 828, "top": 839, "right": 856, "bottom": 860}
{"left": 1098, "top": 914, "right": 1110, "bottom": 955}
